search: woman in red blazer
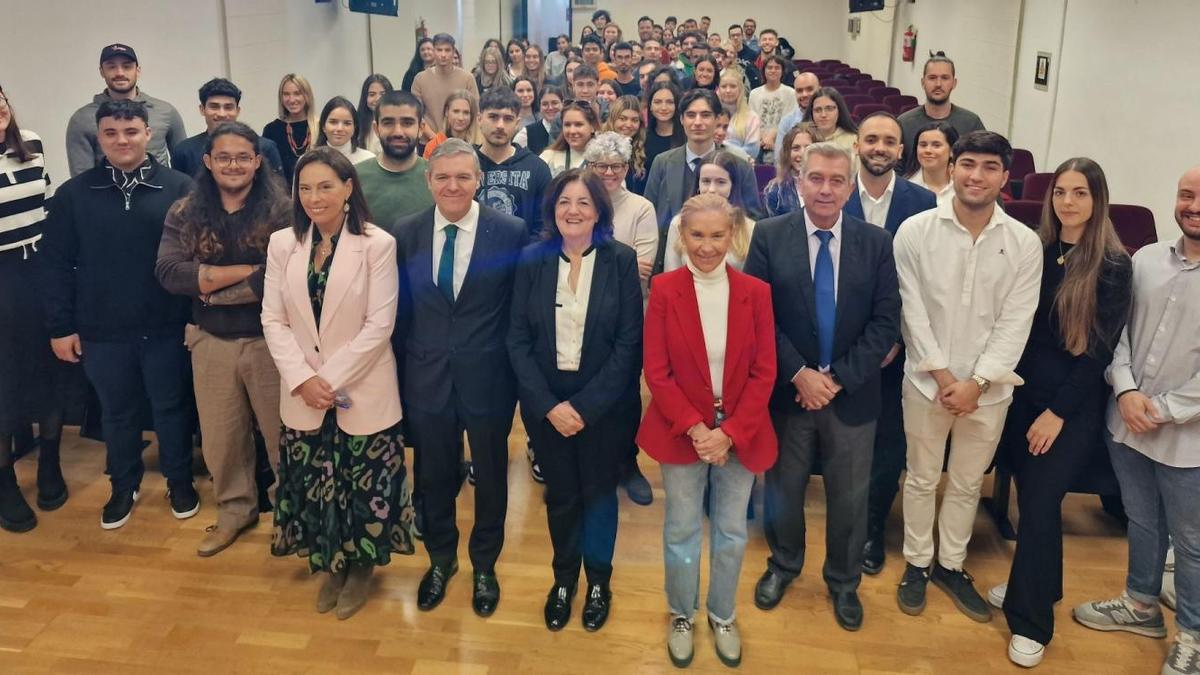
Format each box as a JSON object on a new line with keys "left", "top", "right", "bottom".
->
{"left": 637, "top": 193, "right": 778, "bottom": 668}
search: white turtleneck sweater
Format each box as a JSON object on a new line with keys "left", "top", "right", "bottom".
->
{"left": 687, "top": 257, "right": 730, "bottom": 398}
{"left": 329, "top": 140, "right": 376, "bottom": 165}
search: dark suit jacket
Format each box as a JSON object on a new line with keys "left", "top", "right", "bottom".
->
{"left": 506, "top": 238, "right": 644, "bottom": 425}
{"left": 842, "top": 176, "right": 937, "bottom": 235}
{"left": 743, "top": 209, "right": 902, "bottom": 425}
{"left": 644, "top": 144, "right": 765, "bottom": 272}
{"left": 524, "top": 120, "right": 551, "bottom": 156}
{"left": 392, "top": 204, "right": 528, "bottom": 416}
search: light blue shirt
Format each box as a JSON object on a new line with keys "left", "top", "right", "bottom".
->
{"left": 773, "top": 106, "right": 807, "bottom": 159}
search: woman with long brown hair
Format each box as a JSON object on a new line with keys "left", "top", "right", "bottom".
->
{"left": 991, "top": 157, "right": 1133, "bottom": 667}
{"left": 603, "top": 95, "right": 648, "bottom": 195}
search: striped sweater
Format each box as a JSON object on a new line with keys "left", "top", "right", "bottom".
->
{"left": 0, "top": 129, "right": 49, "bottom": 255}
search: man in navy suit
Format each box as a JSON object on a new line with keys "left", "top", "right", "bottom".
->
{"left": 392, "top": 139, "right": 528, "bottom": 618}
{"left": 842, "top": 111, "right": 937, "bottom": 576}
{"left": 744, "top": 142, "right": 901, "bottom": 631}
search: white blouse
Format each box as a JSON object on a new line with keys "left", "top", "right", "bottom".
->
{"left": 909, "top": 169, "right": 954, "bottom": 206}
{"left": 555, "top": 247, "right": 597, "bottom": 371}
{"left": 687, "top": 257, "right": 730, "bottom": 398}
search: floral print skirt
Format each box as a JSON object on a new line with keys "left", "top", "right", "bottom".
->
{"left": 271, "top": 411, "right": 416, "bottom": 573}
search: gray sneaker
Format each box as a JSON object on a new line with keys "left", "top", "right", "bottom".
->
{"left": 667, "top": 615, "right": 694, "bottom": 668}
{"left": 1073, "top": 592, "right": 1167, "bottom": 638}
{"left": 708, "top": 617, "right": 742, "bottom": 668}
{"left": 1163, "top": 632, "right": 1200, "bottom": 675}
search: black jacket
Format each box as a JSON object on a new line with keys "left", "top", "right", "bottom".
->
{"left": 392, "top": 204, "right": 528, "bottom": 416}
{"left": 524, "top": 119, "right": 552, "bottom": 156}
{"left": 743, "top": 210, "right": 901, "bottom": 424}
{"left": 40, "top": 156, "right": 193, "bottom": 341}
{"left": 507, "top": 238, "right": 644, "bottom": 424}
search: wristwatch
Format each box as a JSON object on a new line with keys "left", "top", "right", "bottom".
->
{"left": 970, "top": 374, "right": 991, "bottom": 394}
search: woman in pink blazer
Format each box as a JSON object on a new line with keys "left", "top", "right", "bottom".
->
{"left": 637, "top": 193, "right": 778, "bottom": 668}
{"left": 261, "top": 147, "right": 414, "bottom": 620}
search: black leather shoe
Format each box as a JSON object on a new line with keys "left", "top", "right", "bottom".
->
{"left": 862, "top": 537, "right": 885, "bottom": 576}
{"left": 544, "top": 583, "right": 575, "bottom": 631}
{"left": 754, "top": 569, "right": 791, "bottom": 610}
{"left": 831, "top": 589, "right": 864, "bottom": 631}
{"left": 472, "top": 572, "right": 500, "bottom": 617}
{"left": 417, "top": 561, "right": 458, "bottom": 611}
{"left": 621, "top": 462, "right": 653, "bottom": 506}
{"left": 581, "top": 583, "right": 612, "bottom": 632}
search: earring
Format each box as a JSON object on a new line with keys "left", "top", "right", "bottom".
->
{"left": 343, "top": 201, "right": 350, "bottom": 213}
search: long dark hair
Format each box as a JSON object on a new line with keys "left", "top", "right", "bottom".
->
{"left": 291, "top": 147, "right": 372, "bottom": 238}
{"left": 549, "top": 100, "right": 600, "bottom": 152}
{"left": 315, "top": 97, "right": 360, "bottom": 151}
{"left": 0, "top": 85, "right": 35, "bottom": 163}
{"left": 644, "top": 81, "right": 685, "bottom": 144}
{"left": 1038, "top": 157, "right": 1128, "bottom": 356}
{"left": 405, "top": 38, "right": 433, "bottom": 81}
{"left": 541, "top": 168, "right": 614, "bottom": 244}
{"left": 173, "top": 122, "right": 290, "bottom": 261}
{"left": 802, "top": 86, "right": 858, "bottom": 135}
{"left": 691, "top": 151, "right": 753, "bottom": 259}
{"left": 355, "top": 74, "right": 393, "bottom": 148}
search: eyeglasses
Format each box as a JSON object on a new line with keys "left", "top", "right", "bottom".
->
{"left": 0, "top": 95, "right": 8, "bottom": 110}
{"left": 590, "top": 162, "right": 628, "bottom": 175}
{"left": 209, "top": 153, "right": 256, "bottom": 167}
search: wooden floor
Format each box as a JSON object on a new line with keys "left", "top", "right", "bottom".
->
{"left": 0, "top": 425, "right": 1167, "bottom": 674}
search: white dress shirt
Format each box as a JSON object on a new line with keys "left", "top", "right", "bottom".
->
{"left": 432, "top": 201, "right": 480, "bottom": 298}
{"left": 909, "top": 170, "right": 954, "bottom": 207}
{"left": 805, "top": 211, "right": 843, "bottom": 302}
{"left": 893, "top": 199, "right": 1043, "bottom": 405}
{"left": 555, "top": 247, "right": 597, "bottom": 371}
{"left": 858, "top": 172, "right": 896, "bottom": 229}
{"left": 687, "top": 257, "right": 730, "bottom": 398}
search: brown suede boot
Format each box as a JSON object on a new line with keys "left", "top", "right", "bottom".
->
{"left": 335, "top": 564, "right": 374, "bottom": 620}
{"left": 316, "top": 568, "right": 348, "bottom": 614}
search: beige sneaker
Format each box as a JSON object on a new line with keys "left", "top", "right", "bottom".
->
{"left": 667, "top": 615, "right": 694, "bottom": 668}
{"left": 708, "top": 617, "right": 742, "bottom": 668}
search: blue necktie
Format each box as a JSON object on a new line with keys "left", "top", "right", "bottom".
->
{"left": 814, "top": 229, "right": 836, "bottom": 369}
{"left": 438, "top": 224, "right": 458, "bottom": 303}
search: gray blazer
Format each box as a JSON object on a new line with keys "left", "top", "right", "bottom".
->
{"left": 644, "top": 144, "right": 765, "bottom": 273}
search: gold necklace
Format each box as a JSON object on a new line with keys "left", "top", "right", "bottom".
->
{"left": 1057, "top": 240, "right": 1068, "bottom": 265}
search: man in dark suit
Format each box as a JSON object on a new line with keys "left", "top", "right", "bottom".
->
{"left": 644, "top": 88, "right": 764, "bottom": 273}
{"left": 841, "top": 111, "right": 938, "bottom": 576}
{"left": 743, "top": 142, "right": 901, "bottom": 632}
{"left": 392, "top": 138, "right": 528, "bottom": 617}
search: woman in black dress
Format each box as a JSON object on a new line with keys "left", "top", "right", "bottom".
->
{"left": 992, "top": 157, "right": 1133, "bottom": 667}
{"left": 261, "top": 74, "right": 316, "bottom": 186}
{"left": 507, "top": 169, "right": 643, "bottom": 633}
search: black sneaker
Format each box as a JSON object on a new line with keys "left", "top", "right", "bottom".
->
{"left": 526, "top": 439, "right": 545, "bottom": 484}
{"left": 168, "top": 483, "right": 200, "bottom": 520}
{"left": 101, "top": 487, "right": 139, "bottom": 530}
{"left": 931, "top": 564, "right": 992, "bottom": 622}
{"left": 897, "top": 563, "right": 929, "bottom": 616}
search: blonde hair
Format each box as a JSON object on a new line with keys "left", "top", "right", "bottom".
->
{"left": 719, "top": 71, "right": 752, "bottom": 141}
{"left": 276, "top": 73, "right": 317, "bottom": 131}
{"left": 441, "top": 89, "right": 481, "bottom": 144}
{"left": 676, "top": 192, "right": 754, "bottom": 261}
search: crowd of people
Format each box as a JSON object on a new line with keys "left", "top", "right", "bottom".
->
{"left": 0, "top": 11, "right": 1197, "bottom": 674}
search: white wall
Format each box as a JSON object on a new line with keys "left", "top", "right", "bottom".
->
{"left": 1008, "top": 0, "right": 1066, "bottom": 170}
{"left": 6, "top": 0, "right": 226, "bottom": 183}
{"left": 841, "top": 4, "right": 896, "bottom": 83}
{"left": 1041, "top": 0, "right": 1200, "bottom": 240}
{"left": 569, "top": 4, "right": 848, "bottom": 62}
{"left": 887, "top": 0, "right": 1021, "bottom": 134}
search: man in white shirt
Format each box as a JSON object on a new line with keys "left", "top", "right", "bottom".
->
{"left": 892, "top": 130, "right": 1042, "bottom": 623}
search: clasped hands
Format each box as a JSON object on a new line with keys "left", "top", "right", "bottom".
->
{"left": 298, "top": 375, "right": 335, "bottom": 409}
{"left": 687, "top": 423, "right": 732, "bottom": 465}
{"left": 792, "top": 368, "right": 842, "bottom": 411}
{"left": 547, "top": 401, "right": 585, "bottom": 437}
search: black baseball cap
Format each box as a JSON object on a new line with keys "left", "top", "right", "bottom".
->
{"left": 99, "top": 44, "right": 138, "bottom": 65}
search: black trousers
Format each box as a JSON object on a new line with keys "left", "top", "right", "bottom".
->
{"left": 764, "top": 405, "right": 876, "bottom": 592}
{"left": 1000, "top": 391, "right": 1103, "bottom": 645}
{"left": 532, "top": 415, "right": 621, "bottom": 587}
{"left": 866, "top": 360, "right": 906, "bottom": 539}
{"left": 408, "top": 394, "right": 514, "bottom": 573}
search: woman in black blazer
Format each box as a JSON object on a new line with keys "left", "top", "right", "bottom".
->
{"left": 507, "top": 169, "right": 643, "bottom": 634}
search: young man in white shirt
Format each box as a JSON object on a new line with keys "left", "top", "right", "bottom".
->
{"left": 892, "top": 130, "right": 1042, "bottom": 623}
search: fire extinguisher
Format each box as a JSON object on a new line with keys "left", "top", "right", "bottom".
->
{"left": 902, "top": 25, "right": 917, "bottom": 63}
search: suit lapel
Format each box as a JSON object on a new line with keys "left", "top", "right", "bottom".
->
{"left": 286, "top": 232, "right": 320, "bottom": 344}
{"left": 834, "top": 219, "right": 858, "bottom": 346}
{"left": 539, "top": 245, "right": 560, "bottom": 361}
{"left": 456, "top": 211, "right": 491, "bottom": 304}
{"left": 722, "top": 270, "right": 752, "bottom": 396}
{"left": 791, "top": 209, "right": 818, "bottom": 323}
{"left": 844, "top": 184, "right": 865, "bottom": 222}
{"left": 410, "top": 212, "right": 449, "bottom": 309}
{"left": 672, "top": 272, "right": 713, "bottom": 389}
{"left": 318, "top": 230, "right": 365, "bottom": 334}
{"left": 885, "top": 181, "right": 907, "bottom": 235}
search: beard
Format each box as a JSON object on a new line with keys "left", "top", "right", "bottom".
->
{"left": 382, "top": 135, "right": 416, "bottom": 161}
{"left": 926, "top": 92, "right": 949, "bottom": 105}
{"left": 860, "top": 154, "right": 898, "bottom": 177}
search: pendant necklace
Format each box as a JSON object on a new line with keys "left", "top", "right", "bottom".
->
{"left": 1057, "top": 240, "right": 1067, "bottom": 265}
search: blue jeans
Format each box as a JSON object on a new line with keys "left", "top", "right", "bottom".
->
{"left": 81, "top": 332, "right": 195, "bottom": 492}
{"left": 1107, "top": 435, "right": 1200, "bottom": 635}
{"left": 662, "top": 455, "right": 756, "bottom": 623}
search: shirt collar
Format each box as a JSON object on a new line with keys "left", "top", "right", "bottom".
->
{"left": 803, "top": 210, "right": 843, "bottom": 240}
{"left": 1170, "top": 238, "right": 1200, "bottom": 269}
{"left": 434, "top": 201, "right": 480, "bottom": 234}
{"left": 858, "top": 172, "right": 896, "bottom": 203}
{"left": 685, "top": 143, "right": 716, "bottom": 166}
{"left": 938, "top": 197, "right": 1007, "bottom": 234}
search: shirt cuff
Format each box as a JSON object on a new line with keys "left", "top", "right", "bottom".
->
{"left": 1108, "top": 367, "right": 1139, "bottom": 397}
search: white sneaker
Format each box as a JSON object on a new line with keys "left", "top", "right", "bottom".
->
{"left": 1008, "top": 634, "right": 1045, "bottom": 668}
{"left": 1163, "top": 631, "right": 1200, "bottom": 675}
{"left": 989, "top": 582, "right": 1007, "bottom": 610}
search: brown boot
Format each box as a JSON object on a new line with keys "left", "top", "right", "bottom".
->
{"left": 196, "top": 519, "right": 257, "bottom": 558}
{"left": 317, "top": 569, "right": 348, "bottom": 613}
{"left": 335, "top": 564, "right": 374, "bottom": 620}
